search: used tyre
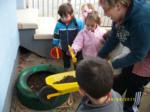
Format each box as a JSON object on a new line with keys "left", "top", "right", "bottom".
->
{"left": 16, "top": 64, "right": 69, "bottom": 110}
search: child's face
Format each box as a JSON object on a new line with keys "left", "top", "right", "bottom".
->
{"left": 85, "top": 19, "right": 97, "bottom": 32}
{"left": 60, "top": 14, "right": 73, "bottom": 24}
{"left": 81, "top": 6, "right": 93, "bottom": 19}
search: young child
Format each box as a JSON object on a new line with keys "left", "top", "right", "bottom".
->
{"left": 71, "top": 11, "right": 106, "bottom": 59}
{"left": 80, "top": 3, "right": 95, "bottom": 22}
{"left": 75, "top": 57, "right": 123, "bottom": 112}
{"left": 52, "top": 3, "right": 84, "bottom": 70}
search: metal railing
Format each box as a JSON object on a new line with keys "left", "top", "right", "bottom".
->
{"left": 24, "top": 0, "right": 112, "bottom": 26}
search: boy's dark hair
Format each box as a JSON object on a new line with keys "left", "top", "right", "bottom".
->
{"left": 76, "top": 57, "right": 113, "bottom": 99}
{"left": 58, "top": 3, "right": 73, "bottom": 17}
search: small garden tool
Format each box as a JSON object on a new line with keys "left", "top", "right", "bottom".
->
{"left": 68, "top": 45, "right": 77, "bottom": 68}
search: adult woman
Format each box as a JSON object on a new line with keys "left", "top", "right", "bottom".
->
{"left": 98, "top": 0, "right": 150, "bottom": 111}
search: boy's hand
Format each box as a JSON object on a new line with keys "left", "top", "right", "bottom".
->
{"left": 52, "top": 39, "right": 60, "bottom": 46}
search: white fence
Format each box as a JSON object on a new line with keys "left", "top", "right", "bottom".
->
{"left": 24, "top": 0, "right": 112, "bottom": 26}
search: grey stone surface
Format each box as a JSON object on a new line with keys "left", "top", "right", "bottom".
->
{"left": 19, "top": 29, "right": 53, "bottom": 58}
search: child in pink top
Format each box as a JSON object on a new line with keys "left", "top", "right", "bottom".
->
{"left": 72, "top": 11, "right": 106, "bottom": 58}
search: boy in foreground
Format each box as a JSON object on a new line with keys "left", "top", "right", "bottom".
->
{"left": 75, "top": 57, "right": 123, "bottom": 112}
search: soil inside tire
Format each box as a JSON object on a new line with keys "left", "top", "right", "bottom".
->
{"left": 27, "top": 71, "right": 53, "bottom": 92}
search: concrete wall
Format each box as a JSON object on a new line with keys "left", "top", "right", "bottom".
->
{"left": 16, "top": 0, "right": 26, "bottom": 9}
{"left": 0, "top": 0, "right": 19, "bottom": 112}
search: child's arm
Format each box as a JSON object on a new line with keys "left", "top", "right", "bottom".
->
{"left": 52, "top": 23, "right": 60, "bottom": 46}
{"left": 71, "top": 31, "right": 84, "bottom": 54}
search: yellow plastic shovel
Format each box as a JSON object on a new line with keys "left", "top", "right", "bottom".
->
{"left": 68, "top": 45, "right": 77, "bottom": 64}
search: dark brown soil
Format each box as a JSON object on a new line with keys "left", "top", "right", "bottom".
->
{"left": 54, "top": 76, "right": 76, "bottom": 84}
{"left": 27, "top": 71, "right": 53, "bottom": 91}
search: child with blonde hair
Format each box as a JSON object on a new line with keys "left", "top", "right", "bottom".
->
{"left": 71, "top": 11, "right": 106, "bottom": 59}
{"left": 80, "top": 3, "right": 95, "bottom": 22}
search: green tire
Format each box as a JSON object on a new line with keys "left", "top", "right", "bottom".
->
{"left": 16, "top": 64, "right": 69, "bottom": 110}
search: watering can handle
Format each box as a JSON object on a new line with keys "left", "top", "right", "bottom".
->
{"left": 50, "top": 47, "right": 62, "bottom": 59}
{"left": 55, "top": 47, "right": 59, "bottom": 59}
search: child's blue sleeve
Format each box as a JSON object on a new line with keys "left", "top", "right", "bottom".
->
{"left": 52, "top": 38, "right": 60, "bottom": 46}
{"left": 53, "top": 23, "right": 60, "bottom": 46}
{"left": 54, "top": 23, "right": 59, "bottom": 37}
{"left": 76, "top": 18, "right": 84, "bottom": 31}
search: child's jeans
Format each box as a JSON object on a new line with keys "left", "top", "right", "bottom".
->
{"left": 62, "top": 50, "right": 83, "bottom": 69}
{"left": 62, "top": 51, "right": 71, "bottom": 69}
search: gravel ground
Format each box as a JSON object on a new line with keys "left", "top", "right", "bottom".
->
{"left": 10, "top": 48, "right": 150, "bottom": 112}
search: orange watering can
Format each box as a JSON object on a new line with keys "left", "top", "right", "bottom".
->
{"left": 50, "top": 47, "right": 62, "bottom": 59}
